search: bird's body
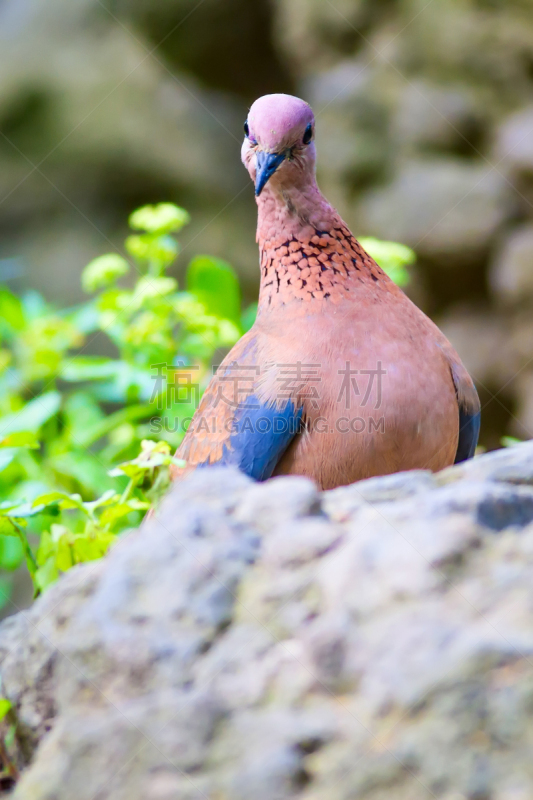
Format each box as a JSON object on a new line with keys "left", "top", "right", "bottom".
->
{"left": 172, "top": 94, "right": 480, "bottom": 490}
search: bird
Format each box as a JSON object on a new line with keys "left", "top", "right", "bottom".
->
{"left": 171, "top": 93, "right": 480, "bottom": 491}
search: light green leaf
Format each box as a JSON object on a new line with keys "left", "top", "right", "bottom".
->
{"left": 131, "top": 276, "right": 177, "bottom": 305}
{"left": 0, "top": 286, "right": 25, "bottom": 335}
{"left": 0, "top": 448, "right": 17, "bottom": 472}
{"left": 241, "top": 303, "right": 257, "bottom": 333}
{"left": 0, "top": 517, "right": 18, "bottom": 537}
{"left": 100, "top": 500, "right": 149, "bottom": 528}
{"left": 0, "top": 431, "right": 40, "bottom": 449}
{"left": 60, "top": 356, "right": 119, "bottom": 382}
{"left": 129, "top": 203, "right": 190, "bottom": 234}
{"left": 0, "top": 391, "right": 61, "bottom": 437}
{"left": 48, "top": 451, "right": 110, "bottom": 497}
{"left": 186, "top": 255, "right": 241, "bottom": 323}
{"left": 0, "top": 536, "right": 24, "bottom": 571}
{"left": 359, "top": 237, "right": 415, "bottom": 287}
{"left": 0, "top": 698, "right": 12, "bottom": 721}
{"left": 77, "top": 404, "right": 154, "bottom": 449}
{"left": 32, "top": 492, "right": 86, "bottom": 513}
{"left": 34, "top": 558, "right": 59, "bottom": 592}
{"left": 501, "top": 436, "right": 522, "bottom": 448}
{"left": 125, "top": 234, "right": 178, "bottom": 268}
{"left": 83, "top": 490, "right": 119, "bottom": 513}
{"left": 82, "top": 254, "right": 129, "bottom": 293}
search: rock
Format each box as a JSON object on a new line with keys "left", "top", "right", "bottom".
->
{"left": 489, "top": 225, "right": 533, "bottom": 304}
{"left": 393, "top": 80, "right": 483, "bottom": 153}
{"left": 437, "top": 306, "right": 517, "bottom": 386}
{"left": 357, "top": 158, "right": 511, "bottom": 263}
{"left": 5, "top": 448, "right": 533, "bottom": 798}
{"left": 303, "top": 60, "right": 391, "bottom": 202}
{"left": 494, "top": 106, "right": 533, "bottom": 177}
{"left": 273, "top": 0, "right": 368, "bottom": 76}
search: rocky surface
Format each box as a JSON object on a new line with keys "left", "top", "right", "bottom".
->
{"left": 4, "top": 444, "right": 533, "bottom": 798}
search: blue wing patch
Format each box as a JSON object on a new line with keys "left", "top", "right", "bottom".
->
{"left": 217, "top": 395, "right": 303, "bottom": 481}
{"left": 454, "top": 407, "right": 481, "bottom": 464}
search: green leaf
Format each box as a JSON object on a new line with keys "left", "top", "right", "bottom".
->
{"left": 60, "top": 356, "right": 119, "bottom": 382}
{"left": 82, "top": 254, "right": 129, "bottom": 293}
{"left": 501, "top": 436, "right": 522, "bottom": 448}
{"left": 125, "top": 234, "right": 178, "bottom": 268}
{"left": 186, "top": 255, "right": 241, "bottom": 323}
{"left": 2, "top": 501, "right": 44, "bottom": 519}
{"left": 241, "top": 303, "right": 257, "bottom": 333}
{"left": 83, "top": 490, "right": 118, "bottom": 513}
{"left": 0, "top": 536, "right": 24, "bottom": 571}
{"left": 0, "top": 391, "right": 61, "bottom": 437}
{"left": 359, "top": 238, "right": 415, "bottom": 287}
{"left": 0, "top": 431, "right": 40, "bottom": 449}
{"left": 131, "top": 276, "right": 177, "bottom": 304}
{"left": 0, "top": 698, "right": 12, "bottom": 721}
{"left": 67, "top": 301, "right": 100, "bottom": 334}
{"left": 48, "top": 451, "right": 111, "bottom": 497}
{"left": 74, "top": 404, "right": 154, "bottom": 448}
{"left": 0, "top": 286, "right": 25, "bottom": 336}
{"left": 32, "top": 491, "right": 86, "bottom": 513}
{"left": 34, "top": 558, "right": 59, "bottom": 592}
{"left": 0, "top": 517, "right": 18, "bottom": 537}
{"left": 63, "top": 392, "right": 104, "bottom": 442}
{"left": 129, "top": 203, "right": 190, "bottom": 234}
{"left": 0, "top": 448, "right": 17, "bottom": 473}
{"left": 100, "top": 500, "right": 149, "bottom": 528}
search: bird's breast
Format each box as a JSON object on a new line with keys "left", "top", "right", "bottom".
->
{"left": 255, "top": 298, "right": 459, "bottom": 488}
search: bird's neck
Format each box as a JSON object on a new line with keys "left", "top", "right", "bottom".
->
{"left": 256, "top": 177, "right": 337, "bottom": 245}
{"left": 255, "top": 179, "right": 386, "bottom": 312}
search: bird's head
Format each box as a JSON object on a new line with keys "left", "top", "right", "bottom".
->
{"left": 241, "top": 94, "right": 316, "bottom": 198}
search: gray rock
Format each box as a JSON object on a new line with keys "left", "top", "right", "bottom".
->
{"left": 490, "top": 224, "right": 533, "bottom": 303}
{"left": 494, "top": 105, "right": 533, "bottom": 176}
{"left": 439, "top": 439, "right": 533, "bottom": 486}
{"left": 437, "top": 307, "right": 517, "bottom": 387}
{"left": 357, "top": 158, "right": 511, "bottom": 263}
{"left": 393, "top": 81, "right": 483, "bottom": 152}
{"left": 5, "top": 447, "right": 533, "bottom": 798}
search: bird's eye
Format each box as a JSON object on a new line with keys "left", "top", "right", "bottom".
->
{"left": 244, "top": 121, "right": 250, "bottom": 137}
{"left": 303, "top": 123, "right": 313, "bottom": 145}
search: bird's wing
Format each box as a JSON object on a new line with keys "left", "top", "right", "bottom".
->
{"left": 173, "top": 331, "right": 303, "bottom": 481}
{"left": 445, "top": 352, "right": 481, "bottom": 463}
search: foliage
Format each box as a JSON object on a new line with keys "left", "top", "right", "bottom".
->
{"left": 360, "top": 238, "right": 414, "bottom": 288}
{"left": 0, "top": 203, "right": 249, "bottom": 604}
{"left": 0, "top": 203, "right": 415, "bottom": 604}
{"left": 501, "top": 435, "right": 522, "bottom": 448}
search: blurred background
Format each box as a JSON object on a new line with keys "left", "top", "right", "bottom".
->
{"left": 1, "top": 0, "right": 533, "bottom": 450}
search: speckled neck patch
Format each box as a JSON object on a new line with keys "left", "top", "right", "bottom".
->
{"left": 258, "top": 223, "right": 387, "bottom": 307}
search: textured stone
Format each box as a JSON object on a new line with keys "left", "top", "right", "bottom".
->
{"left": 494, "top": 106, "right": 533, "bottom": 176}
{"left": 490, "top": 225, "right": 533, "bottom": 303}
{"left": 438, "top": 307, "right": 517, "bottom": 386}
{"left": 357, "top": 159, "right": 511, "bottom": 263}
{"left": 393, "top": 81, "right": 483, "bottom": 153}
{"left": 5, "top": 447, "right": 533, "bottom": 798}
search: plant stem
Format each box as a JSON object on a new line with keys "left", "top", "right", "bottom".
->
{"left": 11, "top": 522, "right": 38, "bottom": 578}
{"left": 120, "top": 477, "right": 137, "bottom": 505}
{"left": 0, "top": 736, "right": 19, "bottom": 782}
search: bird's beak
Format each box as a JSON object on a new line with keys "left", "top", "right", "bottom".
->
{"left": 255, "top": 151, "right": 286, "bottom": 196}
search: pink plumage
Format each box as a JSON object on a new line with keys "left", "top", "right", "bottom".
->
{"left": 172, "top": 94, "right": 480, "bottom": 490}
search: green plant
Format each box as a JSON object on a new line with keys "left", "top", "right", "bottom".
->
{"left": 359, "top": 238, "right": 414, "bottom": 288}
{"left": 0, "top": 691, "right": 17, "bottom": 785}
{"left": 0, "top": 205, "right": 415, "bottom": 602}
{"left": 0, "top": 203, "right": 250, "bottom": 600}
